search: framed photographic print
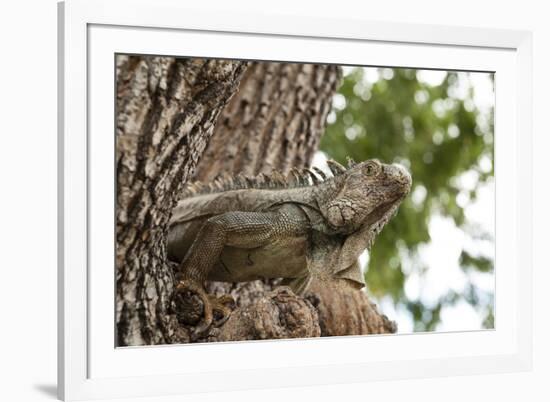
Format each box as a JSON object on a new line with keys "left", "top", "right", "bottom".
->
{"left": 58, "top": 0, "right": 533, "bottom": 400}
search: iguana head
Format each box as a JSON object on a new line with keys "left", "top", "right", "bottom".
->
{"left": 321, "top": 159, "right": 412, "bottom": 236}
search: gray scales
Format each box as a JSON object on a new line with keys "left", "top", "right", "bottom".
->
{"left": 167, "top": 158, "right": 412, "bottom": 339}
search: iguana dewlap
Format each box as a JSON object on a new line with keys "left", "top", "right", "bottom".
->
{"left": 167, "top": 158, "right": 411, "bottom": 337}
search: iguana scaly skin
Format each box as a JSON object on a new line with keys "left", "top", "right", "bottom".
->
{"left": 167, "top": 158, "right": 411, "bottom": 338}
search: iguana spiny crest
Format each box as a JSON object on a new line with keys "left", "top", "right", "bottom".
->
{"left": 181, "top": 158, "right": 356, "bottom": 198}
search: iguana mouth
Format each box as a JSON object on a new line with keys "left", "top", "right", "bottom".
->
{"left": 364, "top": 194, "right": 404, "bottom": 234}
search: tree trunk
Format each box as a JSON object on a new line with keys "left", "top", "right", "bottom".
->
{"left": 115, "top": 56, "right": 248, "bottom": 346}
{"left": 116, "top": 57, "right": 396, "bottom": 347}
{"left": 194, "top": 62, "right": 337, "bottom": 180}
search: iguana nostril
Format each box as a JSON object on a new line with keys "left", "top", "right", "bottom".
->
{"left": 390, "top": 163, "right": 412, "bottom": 190}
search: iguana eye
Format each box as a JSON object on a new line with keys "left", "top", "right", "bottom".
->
{"left": 364, "top": 161, "right": 379, "bottom": 176}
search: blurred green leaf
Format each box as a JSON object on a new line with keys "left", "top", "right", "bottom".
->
{"left": 459, "top": 251, "right": 493, "bottom": 273}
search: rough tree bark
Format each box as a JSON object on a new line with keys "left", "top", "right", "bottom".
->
{"left": 195, "top": 62, "right": 335, "bottom": 179}
{"left": 116, "top": 57, "right": 396, "bottom": 346}
{"left": 115, "top": 56, "right": 248, "bottom": 346}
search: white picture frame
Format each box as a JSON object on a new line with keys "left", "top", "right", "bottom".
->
{"left": 58, "top": 0, "right": 533, "bottom": 400}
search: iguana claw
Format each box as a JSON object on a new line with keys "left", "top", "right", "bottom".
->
{"left": 174, "top": 280, "right": 235, "bottom": 341}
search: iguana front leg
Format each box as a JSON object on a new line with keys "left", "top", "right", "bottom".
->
{"left": 174, "top": 208, "right": 308, "bottom": 339}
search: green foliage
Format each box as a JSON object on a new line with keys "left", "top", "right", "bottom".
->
{"left": 320, "top": 67, "right": 494, "bottom": 331}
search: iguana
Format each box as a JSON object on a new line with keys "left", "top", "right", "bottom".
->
{"left": 167, "top": 158, "right": 411, "bottom": 338}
